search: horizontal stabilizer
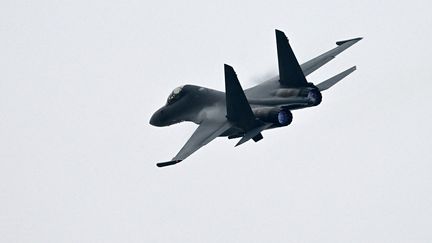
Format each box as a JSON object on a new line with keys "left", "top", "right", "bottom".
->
{"left": 235, "top": 123, "right": 272, "bottom": 147}
{"left": 316, "top": 66, "right": 356, "bottom": 91}
{"left": 157, "top": 160, "right": 182, "bottom": 167}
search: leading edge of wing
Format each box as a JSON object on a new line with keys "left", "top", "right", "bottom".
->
{"left": 156, "top": 121, "right": 231, "bottom": 167}
{"left": 301, "top": 37, "right": 362, "bottom": 76}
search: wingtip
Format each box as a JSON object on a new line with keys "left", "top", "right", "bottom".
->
{"left": 156, "top": 160, "right": 182, "bottom": 167}
{"left": 336, "top": 37, "right": 363, "bottom": 46}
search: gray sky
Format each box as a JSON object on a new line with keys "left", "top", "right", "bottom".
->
{"left": 1, "top": 0, "right": 432, "bottom": 242}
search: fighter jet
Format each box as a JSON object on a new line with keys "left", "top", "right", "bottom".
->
{"left": 150, "top": 29, "right": 362, "bottom": 167}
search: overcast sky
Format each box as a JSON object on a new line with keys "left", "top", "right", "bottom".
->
{"left": 1, "top": 0, "right": 432, "bottom": 242}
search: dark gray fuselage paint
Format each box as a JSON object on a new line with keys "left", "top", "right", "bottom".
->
{"left": 149, "top": 82, "right": 321, "bottom": 137}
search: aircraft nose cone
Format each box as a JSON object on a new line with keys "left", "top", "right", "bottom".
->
{"left": 149, "top": 108, "right": 165, "bottom": 127}
{"left": 150, "top": 113, "right": 160, "bottom": 126}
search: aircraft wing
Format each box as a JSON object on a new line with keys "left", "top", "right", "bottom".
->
{"left": 301, "top": 37, "right": 362, "bottom": 76}
{"left": 156, "top": 121, "right": 231, "bottom": 167}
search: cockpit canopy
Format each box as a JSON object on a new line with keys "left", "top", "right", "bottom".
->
{"left": 166, "top": 86, "right": 184, "bottom": 105}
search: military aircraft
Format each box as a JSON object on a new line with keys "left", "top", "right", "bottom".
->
{"left": 150, "top": 29, "right": 361, "bottom": 167}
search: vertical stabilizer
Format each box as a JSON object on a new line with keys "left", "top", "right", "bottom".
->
{"left": 275, "top": 29, "right": 308, "bottom": 87}
{"left": 224, "top": 64, "right": 257, "bottom": 130}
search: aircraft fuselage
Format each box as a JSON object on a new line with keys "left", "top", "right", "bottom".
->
{"left": 149, "top": 83, "right": 321, "bottom": 133}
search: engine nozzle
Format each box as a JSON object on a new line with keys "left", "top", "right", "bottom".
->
{"left": 253, "top": 107, "right": 293, "bottom": 126}
{"left": 300, "top": 88, "right": 322, "bottom": 106}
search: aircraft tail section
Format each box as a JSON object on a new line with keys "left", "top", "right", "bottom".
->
{"left": 316, "top": 66, "right": 356, "bottom": 91}
{"left": 276, "top": 29, "right": 308, "bottom": 87}
{"left": 235, "top": 123, "right": 272, "bottom": 146}
{"left": 224, "top": 64, "right": 268, "bottom": 145}
{"left": 224, "top": 64, "right": 258, "bottom": 130}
